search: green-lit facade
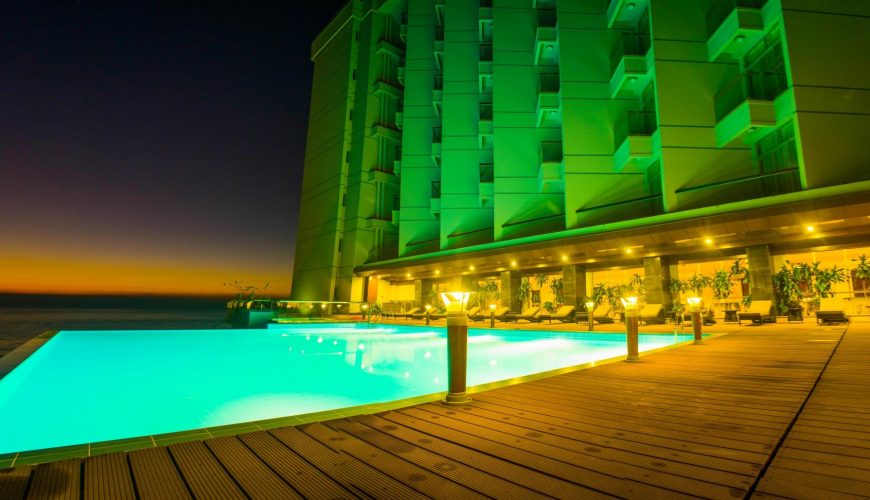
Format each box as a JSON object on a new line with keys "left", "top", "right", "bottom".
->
{"left": 291, "top": 0, "right": 870, "bottom": 310}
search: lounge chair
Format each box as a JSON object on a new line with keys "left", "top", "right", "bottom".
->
{"left": 737, "top": 300, "right": 774, "bottom": 325}
{"left": 513, "top": 306, "right": 540, "bottom": 323}
{"left": 402, "top": 307, "right": 422, "bottom": 319}
{"left": 537, "top": 305, "right": 575, "bottom": 323}
{"left": 464, "top": 306, "right": 481, "bottom": 320}
{"left": 639, "top": 304, "right": 665, "bottom": 325}
{"left": 816, "top": 298, "right": 849, "bottom": 324}
{"left": 490, "top": 307, "right": 512, "bottom": 322}
{"left": 591, "top": 304, "right": 614, "bottom": 324}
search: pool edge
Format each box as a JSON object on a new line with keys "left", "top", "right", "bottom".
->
{"left": 1, "top": 330, "right": 726, "bottom": 468}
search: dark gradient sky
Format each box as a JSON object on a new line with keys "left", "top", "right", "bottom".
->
{"left": 0, "top": 1, "right": 346, "bottom": 296}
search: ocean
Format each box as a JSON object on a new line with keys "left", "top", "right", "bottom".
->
{"left": 0, "top": 295, "right": 230, "bottom": 358}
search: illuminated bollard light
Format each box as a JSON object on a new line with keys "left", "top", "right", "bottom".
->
{"left": 687, "top": 297, "right": 703, "bottom": 344}
{"left": 425, "top": 304, "right": 432, "bottom": 326}
{"left": 585, "top": 300, "right": 595, "bottom": 331}
{"left": 441, "top": 291, "right": 471, "bottom": 405}
{"left": 622, "top": 297, "right": 640, "bottom": 362}
{"left": 489, "top": 303, "right": 496, "bottom": 328}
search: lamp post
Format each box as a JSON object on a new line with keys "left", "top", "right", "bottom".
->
{"left": 361, "top": 303, "right": 369, "bottom": 324}
{"left": 585, "top": 300, "right": 595, "bottom": 331}
{"left": 440, "top": 291, "right": 471, "bottom": 405}
{"left": 622, "top": 296, "right": 640, "bottom": 362}
{"left": 687, "top": 297, "right": 703, "bottom": 344}
{"left": 425, "top": 304, "right": 432, "bottom": 325}
{"left": 489, "top": 303, "right": 496, "bottom": 328}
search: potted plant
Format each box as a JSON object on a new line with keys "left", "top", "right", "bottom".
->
{"left": 813, "top": 265, "right": 847, "bottom": 301}
{"left": 729, "top": 258, "right": 751, "bottom": 298}
{"left": 711, "top": 270, "right": 735, "bottom": 322}
{"left": 516, "top": 279, "right": 532, "bottom": 310}
{"left": 773, "top": 263, "right": 803, "bottom": 321}
{"left": 853, "top": 254, "right": 870, "bottom": 298}
{"left": 688, "top": 273, "right": 711, "bottom": 297}
{"left": 549, "top": 277, "right": 564, "bottom": 307}
{"left": 665, "top": 278, "right": 688, "bottom": 323}
{"left": 477, "top": 278, "right": 500, "bottom": 308}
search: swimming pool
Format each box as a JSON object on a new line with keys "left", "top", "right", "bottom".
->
{"left": 0, "top": 324, "right": 692, "bottom": 453}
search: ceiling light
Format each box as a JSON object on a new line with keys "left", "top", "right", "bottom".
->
{"left": 561, "top": 255, "right": 568, "bottom": 262}
{"left": 625, "top": 248, "right": 632, "bottom": 254}
{"left": 704, "top": 238, "right": 713, "bottom": 245}
{"left": 805, "top": 225, "right": 815, "bottom": 233}
{"left": 510, "top": 260, "right": 517, "bottom": 267}
{"left": 434, "top": 270, "right": 440, "bottom": 275}
{"left": 469, "top": 265, "right": 475, "bottom": 271}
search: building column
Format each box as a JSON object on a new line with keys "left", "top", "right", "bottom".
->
{"left": 643, "top": 256, "right": 672, "bottom": 308}
{"left": 414, "top": 279, "right": 424, "bottom": 307}
{"left": 562, "top": 265, "right": 587, "bottom": 309}
{"left": 747, "top": 245, "right": 775, "bottom": 300}
{"left": 500, "top": 271, "right": 522, "bottom": 311}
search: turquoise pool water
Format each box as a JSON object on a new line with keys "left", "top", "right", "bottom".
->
{"left": 0, "top": 324, "right": 692, "bottom": 453}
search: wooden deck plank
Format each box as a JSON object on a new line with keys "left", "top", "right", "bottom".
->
{"left": 237, "top": 431, "right": 354, "bottom": 499}
{"left": 26, "top": 459, "right": 80, "bottom": 500}
{"left": 354, "top": 413, "right": 606, "bottom": 499}
{"left": 205, "top": 435, "right": 301, "bottom": 500}
{"left": 410, "top": 403, "right": 749, "bottom": 499}
{"left": 387, "top": 407, "right": 695, "bottom": 499}
{"left": 128, "top": 447, "right": 191, "bottom": 500}
{"left": 168, "top": 440, "right": 246, "bottom": 500}
{"left": 83, "top": 453, "right": 135, "bottom": 500}
{"left": 471, "top": 395, "right": 764, "bottom": 475}
{"left": 269, "top": 425, "right": 428, "bottom": 499}
{"left": 328, "top": 417, "right": 549, "bottom": 499}
{"left": 303, "top": 421, "right": 488, "bottom": 499}
{"left": 0, "top": 466, "right": 32, "bottom": 500}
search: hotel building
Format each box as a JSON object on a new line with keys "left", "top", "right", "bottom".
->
{"left": 291, "top": 0, "right": 870, "bottom": 314}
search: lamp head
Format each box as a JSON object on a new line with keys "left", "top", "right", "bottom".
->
{"left": 440, "top": 291, "right": 471, "bottom": 313}
{"left": 585, "top": 301, "right": 595, "bottom": 310}
{"left": 687, "top": 297, "right": 702, "bottom": 311}
{"left": 620, "top": 296, "right": 639, "bottom": 311}
{"left": 489, "top": 303, "right": 497, "bottom": 311}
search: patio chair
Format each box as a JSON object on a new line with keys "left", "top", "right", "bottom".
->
{"left": 737, "top": 300, "right": 774, "bottom": 325}
{"left": 464, "top": 306, "right": 481, "bottom": 320}
{"left": 639, "top": 304, "right": 665, "bottom": 325}
{"left": 513, "top": 306, "right": 541, "bottom": 323}
{"left": 491, "top": 307, "right": 512, "bottom": 322}
{"left": 816, "top": 298, "right": 849, "bottom": 324}
{"left": 538, "top": 305, "right": 576, "bottom": 323}
{"left": 402, "top": 307, "right": 421, "bottom": 319}
{"left": 592, "top": 304, "right": 614, "bottom": 324}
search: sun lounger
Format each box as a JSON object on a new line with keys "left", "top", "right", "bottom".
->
{"left": 816, "top": 298, "right": 849, "bottom": 324}
{"left": 639, "top": 303, "right": 665, "bottom": 324}
{"left": 737, "top": 300, "right": 774, "bottom": 325}
{"left": 489, "top": 307, "right": 512, "bottom": 322}
{"left": 590, "top": 304, "right": 614, "bottom": 324}
{"left": 537, "top": 305, "right": 575, "bottom": 323}
{"left": 513, "top": 306, "right": 540, "bottom": 323}
{"left": 464, "top": 306, "right": 481, "bottom": 320}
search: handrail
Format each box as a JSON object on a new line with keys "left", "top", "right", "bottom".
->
{"left": 675, "top": 168, "right": 798, "bottom": 194}
{"left": 575, "top": 193, "right": 662, "bottom": 214}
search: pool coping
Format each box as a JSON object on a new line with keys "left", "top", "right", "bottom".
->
{"left": 0, "top": 328, "right": 726, "bottom": 468}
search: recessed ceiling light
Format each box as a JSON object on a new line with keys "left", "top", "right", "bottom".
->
{"left": 469, "top": 265, "right": 475, "bottom": 271}
{"left": 561, "top": 255, "right": 568, "bottom": 261}
{"left": 705, "top": 238, "right": 713, "bottom": 245}
{"left": 805, "top": 225, "right": 815, "bottom": 233}
{"left": 510, "top": 260, "right": 517, "bottom": 267}
{"left": 434, "top": 270, "right": 440, "bottom": 275}
{"left": 625, "top": 248, "right": 632, "bottom": 254}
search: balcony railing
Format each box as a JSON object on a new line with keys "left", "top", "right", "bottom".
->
{"left": 614, "top": 110, "right": 657, "bottom": 143}
{"left": 537, "top": 9, "right": 557, "bottom": 28}
{"left": 480, "top": 43, "right": 493, "bottom": 62}
{"left": 621, "top": 31, "right": 651, "bottom": 56}
{"left": 480, "top": 103, "right": 493, "bottom": 121}
{"left": 479, "top": 163, "right": 494, "bottom": 183}
{"left": 675, "top": 168, "right": 799, "bottom": 197}
{"left": 714, "top": 69, "right": 787, "bottom": 120}
{"left": 539, "top": 72, "right": 560, "bottom": 93}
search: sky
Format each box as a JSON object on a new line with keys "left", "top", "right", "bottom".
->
{"left": 0, "top": 1, "right": 347, "bottom": 297}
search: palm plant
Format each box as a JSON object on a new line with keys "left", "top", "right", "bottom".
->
{"left": 516, "top": 279, "right": 532, "bottom": 309}
{"left": 813, "top": 265, "right": 847, "bottom": 299}
{"left": 853, "top": 254, "right": 870, "bottom": 297}
{"left": 711, "top": 270, "right": 733, "bottom": 300}
{"left": 688, "top": 273, "right": 711, "bottom": 296}
{"left": 549, "top": 277, "right": 564, "bottom": 306}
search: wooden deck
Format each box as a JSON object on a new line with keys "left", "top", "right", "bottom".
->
{"left": 2, "top": 323, "right": 866, "bottom": 499}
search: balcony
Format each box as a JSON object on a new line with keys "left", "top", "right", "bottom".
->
{"left": 613, "top": 110, "right": 657, "bottom": 172}
{"left": 375, "top": 39, "right": 404, "bottom": 59}
{"left": 479, "top": 43, "right": 493, "bottom": 76}
{"left": 431, "top": 127, "right": 442, "bottom": 164}
{"left": 393, "top": 159, "right": 402, "bottom": 176}
{"left": 395, "top": 110, "right": 403, "bottom": 130}
{"left": 391, "top": 209, "right": 400, "bottom": 225}
{"left": 707, "top": 0, "right": 768, "bottom": 62}
{"left": 538, "top": 142, "right": 564, "bottom": 193}
{"left": 607, "top": 0, "right": 650, "bottom": 29}
{"left": 430, "top": 181, "right": 441, "bottom": 215}
{"left": 397, "top": 65, "right": 405, "bottom": 85}
{"left": 479, "top": 163, "right": 494, "bottom": 204}
{"left": 714, "top": 69, "right": 789, "bottom": 147}
{"left": 370, "top": 123, "right": 402, "bottom": 143}
{"left": 479, "top": 103, "right": 493, "bottom": 148}
{"left": 609, "top": 32, "right": 653, "bottom": 98}
{"left": 373, "top": 79, "right": 403, "bottom": 99}
{"left": 534, "top": 10, "right": 559, "bottom": 65}
{"left": 399, "top": 12, "right": 407, "bottom": 44}
{"left": 537, "top": 73, "right": 561, "bottom": 126}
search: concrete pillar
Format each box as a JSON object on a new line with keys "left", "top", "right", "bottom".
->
{"left": 500, "top": 271, "right": 522, "bottom": 311}
{"left": 747, "top": 245, "right": 775, "bottom": 300}
{"left": 414, "top": 279, "right": 424, "bottom": 307}
{"left": 562, "top": 265, "right": 587, "bottom": 309}
{"left": 643, "top": 256, "right": 672, "bottom": 308}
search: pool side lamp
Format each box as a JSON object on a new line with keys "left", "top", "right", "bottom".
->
{"left": 620, "top": 296, "right": 639, "bottom": 312}
{"left": 440, "top": 292, "right": 471, "bottom": 313}
{"left": 686, "top": 297, "right": 703, "bottom": 344}
{"left": 622, "top": 296, "right": 640, "bottom": 362}
{"left": 686, "top": 297, "right": 702, "bottom": 312}
{"left": 489, "top": 303, "right": 497, "bottom": 328}
{"left": 425, "top": 304, "right": 432, "bottom": 325}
